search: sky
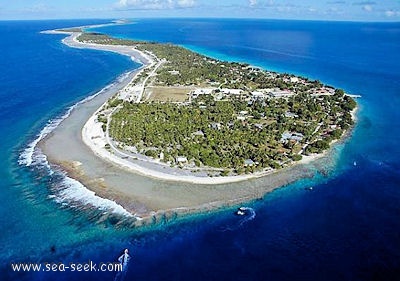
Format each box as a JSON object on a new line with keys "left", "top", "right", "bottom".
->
{"left": 0, "top": 0, "right": 400, "bottom": 21}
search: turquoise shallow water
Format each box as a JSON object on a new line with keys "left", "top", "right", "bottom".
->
{"left": 1, "top": 19, "right": 400, "bottom": 280}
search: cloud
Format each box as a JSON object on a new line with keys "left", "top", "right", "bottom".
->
{"left": 116, "top": 0, "right": 195, "bottom": 10}
{"left": 352, "top": 1, "right": 376, "bottom": 5}
{"left": 276, "top": 3, "right": 298, "bottom": 12}
{"left": 363, "top": 5, "right": 372, "bottom": 12}
{"left": 177, "top": 0, "right": 195, "bottom": 8}
{"left": 248, "top": 0, "right": 275, "bottom": 8}
{"left": 385, "top": 10, "right": 400, "bottom": 17}
{"left": 25, "top": 3, "right": 54, "bottom": 13}
{"left": 324, "top": 5, "right": 346, "bottom": 16}
{"left": 249, "top": 0, "right": 258, "bottom": 7}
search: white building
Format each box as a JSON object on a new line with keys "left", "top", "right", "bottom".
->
{"left": 221, "top": 88, "right": 243, "bottom": 96}
{"left": 191, "top": 88, "right": 214, "bottom": 99}
{"left": 251, "top": 91, "right": 265, "bottom": 101}
{"left": 269, "top": 90, "right": 294, "bottom": 98}
{"left": 176, "top": 156, "right": 188, "bottom": 164}
{"left": 168, "top": 70, "right": 180, "bottom": 75}
{"left": 244, "top": 159, "right": 255, "bottom": 166}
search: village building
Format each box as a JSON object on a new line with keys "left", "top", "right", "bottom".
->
{"left": 244, "top": 159, "right": 256, "bottom": 166}
{"left": 210, "top": 122, "right": 222, "bottom": 130}
{"left": 176, "top": 156, "right": 188, "bottom": 164}
{"left": 192, "top": 130, "right": 205, "bottom": 137}
{"left": 168, "top": 70, "right": 180, "bottom": 75}
{"left": 281, "top": 132, "right": 304, "bottom": 143}
{"left": 251, "top": 91, "right": 265, "bottom": 101}
{"left": 221, "top": 88, "right": 243, "bottom": 96}
{"left": 269, "top": 89, "right": 294, "bottom": 98}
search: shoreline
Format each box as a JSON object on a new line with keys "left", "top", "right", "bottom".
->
{"left": 37, "top": 25, "right": 356, "bottom": 224}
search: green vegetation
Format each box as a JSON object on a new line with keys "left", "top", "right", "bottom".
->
{"left": 110, "top": 91, "right": 355, "bottom": 174}
{"left": 57, "top": 28, "right": 83, "bottom": 33}
{"left": 77, "top": 33, "right": 143, "bottom": 46}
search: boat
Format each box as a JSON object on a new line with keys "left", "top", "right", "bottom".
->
{"left": 236, "top": 207, "right": 247, "bottom": 216}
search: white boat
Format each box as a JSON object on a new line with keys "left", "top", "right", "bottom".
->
{"left": 236, "top": 207, "right": 247, "bottom": 216}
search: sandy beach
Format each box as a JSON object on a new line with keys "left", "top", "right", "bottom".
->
{"left": 39, "top": 28, "right": 344, "bottom": 224}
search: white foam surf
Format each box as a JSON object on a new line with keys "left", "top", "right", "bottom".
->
{"left": 18, "top": 71, "right": 136, "bottom": 219}
{"left": 55, "top": 175, "right": 133, "bottom": 217}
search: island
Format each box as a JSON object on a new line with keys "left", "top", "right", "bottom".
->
{"left": 78, "top": 31, "right": 356, "bottom": 177}
{"left": 39, "top": 24, "right": 357, "bottom": 225}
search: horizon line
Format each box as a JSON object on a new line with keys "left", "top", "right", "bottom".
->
{"left": 1, "top": 16, "right": 400, "bottom": 24}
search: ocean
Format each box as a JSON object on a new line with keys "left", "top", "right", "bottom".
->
{"left": 1, "top": 18, "right": 400, "bottom": 280}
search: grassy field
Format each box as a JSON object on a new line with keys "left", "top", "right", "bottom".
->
{"left": 145, "top": 86, "right": 193, "bottom": 102}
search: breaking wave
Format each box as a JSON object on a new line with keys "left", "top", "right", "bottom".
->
{"left": 54, "top": 175, "right": 133, "bottom": 217}
{"left": 18, "top": 71, "right": 135, "bottom": 219}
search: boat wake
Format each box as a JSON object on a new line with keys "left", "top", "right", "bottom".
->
{"left": 17, "top": 72, "right": 136, "bottom": 220}
{"left": 220, "top": 207, "right": 256, "bottom": 232}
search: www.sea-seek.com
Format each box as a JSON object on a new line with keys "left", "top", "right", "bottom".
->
{"left": 10, "top": 261, "right": 122, "bottom": 272}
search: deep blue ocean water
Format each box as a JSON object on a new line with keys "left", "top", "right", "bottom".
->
{"left": 1, "top": 19, "right": 399, "bottom": 281}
